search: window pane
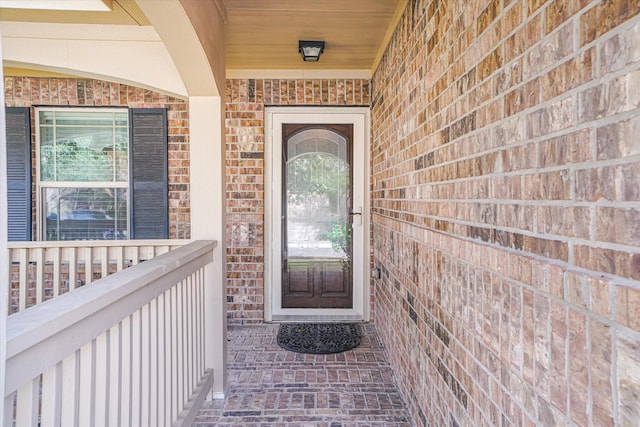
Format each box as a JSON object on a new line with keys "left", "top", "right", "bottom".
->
{"left": 39, "top": 110, "right": 55, "bottom": 125}
{"left": 114, "top": 128, "right": 129, "bottom": 181}
{"left": 38, "top": 110, "right": 129, "bottom": 183}
{"left": 39, "top": 127, "right": 56, "bottom": 181}
{"left": 54, "top": 127, "right": 114, "bottom": 181}
{"left": 286, "top": 152, "right": 350, "bottom": 259}
{"left": 114, "top": 114, "right": 128, "bottom": 127}
{"left": 43, "top": 187, "right": 128, "bottom": 240}
{"left": 52, "top": 110, "right": 119, "bottom": 126}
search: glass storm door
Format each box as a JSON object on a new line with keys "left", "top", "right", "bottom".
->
{"left": 282, "top": 124, "right": 353, "bottom": 308}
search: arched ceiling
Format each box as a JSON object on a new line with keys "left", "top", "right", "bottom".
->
{"left": 0, "top": 0, "right": 223, "bottom": 97}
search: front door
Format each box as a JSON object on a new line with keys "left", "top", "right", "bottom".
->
{"left": 266, "top": 107, "right": 369, "bottom": 321}
{"left": 282, "top": 124, "right": 353, "bottom": 308}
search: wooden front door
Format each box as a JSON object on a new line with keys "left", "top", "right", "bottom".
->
{"left": 281, "top": 124, "right": 353, "bottom": 308}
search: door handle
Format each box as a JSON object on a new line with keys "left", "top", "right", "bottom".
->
{"left": 349, "top": 207, "right": 362, "bottom": 226}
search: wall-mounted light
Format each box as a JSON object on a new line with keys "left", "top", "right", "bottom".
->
{"left": 298, "top": 40, "right": 325, "bottom": 62}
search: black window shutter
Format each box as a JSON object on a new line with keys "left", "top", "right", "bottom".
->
{"left": 5, "top": 107, "right": 32, "bottom": 241}
{"left": 129, "top": 108, "right": 168, "bottom": 239}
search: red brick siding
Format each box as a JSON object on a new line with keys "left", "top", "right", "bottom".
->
{"left": 225, "top": 78, "right": 371, "bottom": 324}
{"left": 371, "top": 0, "right": 640, "bottom": 426}
{"left": 4, "top": 77, "right": 191, "bottom": 240}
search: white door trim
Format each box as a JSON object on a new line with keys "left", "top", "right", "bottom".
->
{"left": 264, "top": 106, "right": 371, "bottom": 322}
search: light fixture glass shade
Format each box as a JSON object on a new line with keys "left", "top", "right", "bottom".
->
{"left": 299, "top": 40, "right": 325, "bottom": 62}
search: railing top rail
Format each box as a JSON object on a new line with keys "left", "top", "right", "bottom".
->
{"left": 7, "top": 239, "right": 192, "bottom": 249}
{"left": 4, "top": 239, "right": 216, "bottom": 396}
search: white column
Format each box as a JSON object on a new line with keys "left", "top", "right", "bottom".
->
{"left": 0, "top": 23, "right": 9, "bottom": 425}
{"left": 189, "top": 96, "right": 227, "bottom": 397}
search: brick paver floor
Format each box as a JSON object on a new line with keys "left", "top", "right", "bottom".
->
{"left": 192, "top": 323, "right": 413, "bottom": 427}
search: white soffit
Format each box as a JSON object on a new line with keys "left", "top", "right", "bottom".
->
{"left": 1, "top": 22, "right": 188, "bottom": 98}
{"left": 0, "top": 21, "right": 157, "bottom": 41}
{"left": 0, "top": 0, "right": 112, "bottom": 11}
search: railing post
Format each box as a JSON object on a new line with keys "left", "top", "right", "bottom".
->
{"left": 189, "top": 96, "right": 227, "bottom": 398}
{"left": 204, "top": 260, "right": 227, "bottom": 398}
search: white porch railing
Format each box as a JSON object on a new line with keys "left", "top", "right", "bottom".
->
{"left": 7, "top": 240, "right": 190, "bottom": 314}
{"left": 3, "top": 240, "right": 216, "bottom": 427}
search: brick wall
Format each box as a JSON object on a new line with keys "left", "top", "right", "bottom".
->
{"left": 4, "top": 77, "right": 191, "bottom": 239}
{"left": 371, "top": 0, "right": 640, "bottom": 426}
{"left": 225, "top": 78, "right": 371, "bottom": 324}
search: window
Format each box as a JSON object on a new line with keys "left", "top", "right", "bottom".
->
{"left": 38, "top": 109, "right": 129, "bottom": 240}
{"left": 6, "top": 107, "right": 169, "bottom": 241}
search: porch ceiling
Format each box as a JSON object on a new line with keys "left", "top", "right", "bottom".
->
{"left": 223, "top": 0, "right": 407, "bottom": 73}
{"left": 0, "top": 0, "right": 407, "bottom": 76}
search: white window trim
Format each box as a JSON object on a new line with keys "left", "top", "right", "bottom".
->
{"left": 35, "top": 107, "right": 130, "bottom": 241}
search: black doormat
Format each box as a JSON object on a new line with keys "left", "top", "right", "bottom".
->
{"left": 277, "top": 323, "right": 361, "bottom": 354}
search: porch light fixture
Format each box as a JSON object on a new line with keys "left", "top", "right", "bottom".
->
{"left": 299, "top": 40, "right": 325, "bottom": 62}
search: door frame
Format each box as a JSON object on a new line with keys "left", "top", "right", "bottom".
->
{"left": 265, "top": 106, "right": 370, "bottom": 322}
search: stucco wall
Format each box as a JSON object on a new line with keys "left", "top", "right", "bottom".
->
{"left": 371, "top": 0, "right": 640, "bottom": 425}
